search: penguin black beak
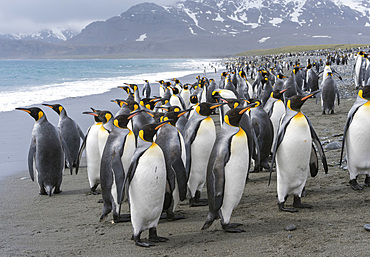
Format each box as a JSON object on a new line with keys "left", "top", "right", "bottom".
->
{"left": 82, "top": 111, "right": 98, "bottom": 117}
{"left": 279, "top": 88, "right": 288, "bottom": 94}
{"left": 15, "top": 107, "right": 31, "bottom": 113}
{"left": 302, "top": 90, "right": 320, "bottom": 101}
{"left": 177, "top": 108, "right": 193, "bottom": 117}
{"left": 155, "top": 120, "right": 172, "bottom": 130}
{"left": 239, "top": 102, "right": 258, "bottom": 114}
{"left": 128, "top": 110, "right": 144, "bottom": 119}
{"left": 210, "top": 102, "right": 227, "bottom": 109}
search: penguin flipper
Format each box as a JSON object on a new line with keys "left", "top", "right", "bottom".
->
{"left": 310, "top": 144, "right": 319, "bottom": 177}
{"left": 305, "top": 115, "right": 328, "bottom": 174}
{"left": 77, "top": 125, "right": 85, "bottom": 140}
{"left": 60, "top": 135, "right": 73, "bottom": 175}
{"left": 28, "top": 142, "right": 36, "bottom": 181}
{"left": 75, "top": 126, "right": 90, "bottom": 175}
{"left": 112, "top": 153, "right": 125, "bottom": 205}
{"left": 172, "top": 157, "right": 187, "bottom": 201}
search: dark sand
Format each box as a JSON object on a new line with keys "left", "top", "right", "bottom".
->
{"left": 1, "top": 69, "right": 369, "bottom": 257}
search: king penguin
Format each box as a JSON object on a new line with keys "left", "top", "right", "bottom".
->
{"left": 99, "top": 113, "right": 137, "bottom": 223}
{"left": 184, "top": 102, "right": 225, "bottom": 207}
{"left": 320, "top": 72, "right": 340, "bottom": 114}
{"left": 155, "top": 110, "right": 191, "bottom": 220}
{"left": 78, "top": 110, "right": 113, "bottom": 194}
{"left": 270, "top": 92, "right": 328, "bottom": 212}
{"left": 42, "top": 103, "right": 84, "bottom": 173}
{"left": 142, "top": 80, "right": 151, "bottom": 98}
{"left": 340, "top": 85, "right": 370, "bottom": 190}
{"left": 127, "top": 121, "right": 170, "bottom": 247}
{"left": 16, "top": 107, "right": 67, "bottom": 196}
{"left": 202, "top": 105, "right": 256, "bottom": 233}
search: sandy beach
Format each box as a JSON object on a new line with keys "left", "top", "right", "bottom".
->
{"left": 1, "top": 66, "right": 369, "bottom": 256}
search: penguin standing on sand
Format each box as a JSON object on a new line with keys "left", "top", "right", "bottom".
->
{"left": 78, "top": 110, "right": 113, "bottom": 194}
{"left": 247, "top": 99, "right": 274, "bottom": 171}
{"left": 320, "top": 72, "right": 340, "bottom": 114}
{"left": 127, "top": 121, "right": 170, "bottom": 247}
{"left": 99, "top": 113, "right": 137, "bottom": 223}
{"left": 155, "top": 110, "right": 190, "bottom": 220}
{"left": 270, "top": 92, "right": 328, "bottom": 212}
{"left": 16, "top": 107, "right": 68, "bottom": 196}
{"left": 42, "top": 103, "right": 84, "bottom": 172}
{"left": 202, "top": 105, "right": 256, "bottom": 233}
{"left": 142, "top": 80, "right": 151, "bottom": 98}
{"left": 340, "top": 85, "right": 370, "bottom": 190}
{"left": 184, "top": 102, "right": 225, "bottom": 206}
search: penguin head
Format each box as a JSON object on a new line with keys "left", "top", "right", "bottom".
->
{"left": 16, "top": 107, "right": 46, "bottom": 122}
{"left": 160, "top": 109, "right": 191, "bottom": 126}
{"left": 125, "top": 83, "right": 138, "bottom": 92}
{"left": 196, "top": 102, "right": 225, "bottom": 116}
{"left": 277, "top": 74, "right": 286, "bottom": 79}
{"left": 224, "top": 103, "right": 257, "bottom": 127}
{"left": 271, "top": 88, "right": 287, "bottom": 100}
{"left": 144, "top": 80, "right": 149, "bottom": 83}
{"left": 287, "top": 91, "right": 320, "bottom": 112}
{"left": 42, "top": 103, "right": 64, "bottom": 115}
{"left": 225, "top": 98, "right": 243, "bottom": 109}
{"left": 118, "top": 85, "right": 132, "bottom": 95}
{"left": 326, "top": 72, "right": 333, "bottom": 77}
{"left": 190, "top": 95, "right": 198, "bottom": 104}
{"left": 145, "top": 111, "right": 165, "bottom": 123}
{"left": 359, "top": 86, "right": 370, "bottom": 100}
{"left": 111, "top": 99, "right": 127, "bottom": 108}
{"left": 183, "top": 84, "right": 189, "bottom": 90}
{"left": 83, "top": 110, "right": 113, "bottom": 124}
{"left": 138, "top": 121, "right": 171, "bottom": 142}
{"left": 171, "top": 87, "right": 180, "bottom": 95}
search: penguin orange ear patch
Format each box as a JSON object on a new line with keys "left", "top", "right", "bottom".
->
{"left": 38, "top": 111, "right": 44, "bottom": 121}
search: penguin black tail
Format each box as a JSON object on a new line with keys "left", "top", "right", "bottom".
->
{"left": 201, "top": 212, "right": 217, "bottom": 230}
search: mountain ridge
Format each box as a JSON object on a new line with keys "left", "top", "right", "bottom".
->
{"left": 1, "top": 0, "right": 369, "bottom": 58}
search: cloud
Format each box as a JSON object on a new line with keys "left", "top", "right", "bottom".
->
{"left": 0, "top": 0, "right": 181, "bottom": 34}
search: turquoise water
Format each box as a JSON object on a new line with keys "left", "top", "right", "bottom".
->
{"left": 0, "top": 59, "right": 216, "bottom": 112}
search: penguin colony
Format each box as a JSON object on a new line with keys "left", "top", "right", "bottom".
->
{"left": 16, "top": 47, "right": 370, "bottom": 247}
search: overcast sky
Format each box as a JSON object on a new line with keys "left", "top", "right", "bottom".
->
{"left": 0, "top": 0, "right": 181, "bottom": 34}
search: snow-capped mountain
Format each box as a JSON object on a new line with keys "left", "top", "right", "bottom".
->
{"left": 66, "top": 0, "right": 370, "bottom": 56}
{"left": 0, "top": 28, "right": 78, "bottom": 44}
{"left": 0, "top": 0, "right": 369, "bottom": 58}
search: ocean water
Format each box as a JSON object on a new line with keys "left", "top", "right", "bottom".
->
{"left": 0, "top": 59, "right": 218, "bottom": 112}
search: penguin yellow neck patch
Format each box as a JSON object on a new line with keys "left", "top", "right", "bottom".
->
{"left": 37, "top": 111, "right": 44, "bottom": 121}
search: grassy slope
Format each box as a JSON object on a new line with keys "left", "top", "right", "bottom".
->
{"left": 235, "top": 43, "right": 369, "bottom": 56}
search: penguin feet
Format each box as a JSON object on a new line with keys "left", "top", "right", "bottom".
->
{"left": 363, "top": 176, "right": 370, "bottom": 187}
{"left": 148, "top": 228, "right": 168, "bottom": 243}
{"left": 90, "top": 185, "right": 100, "bottom": 195}
{"left": 54, "top": 187, "right": 62, "bottom": 194}
{"left": 222, "top": 223, "right": 245, "bottom": 233}
{"left": 162, "top": 211, "right": 185, "bottom": 221}
{"left": 278, "top": 202, "right": 298, "bottom": 213}
{"left": 349, "top": 179, "right": 363, "bottom": 190}
{"left": 189, "top": 197, "right": 208, "bottom": 207}
{"left": 113, "top": 213, "right": 131, "bottom": 223}
{"left": 39, "top": 188, "right": 47, "bottom": 195}
{"left": 133, "top": 234, "right": 155, "bottom": 248}
{"left": 189, "top": 190, "right": 208, "bottom": 207}
{"left": 293, "top": 196, "right": 312, "bottom": 209}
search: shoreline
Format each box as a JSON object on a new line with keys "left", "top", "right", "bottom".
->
{"left": 0, "top": 70, "right": 214, "bottom": 180}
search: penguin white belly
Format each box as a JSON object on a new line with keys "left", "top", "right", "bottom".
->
{"left": 179, "top": 132, "right": 186, "bottom": 166}
{"left": 170, "top": 96, "right": 183, "bottom": 110}
{"left": 85, "top": 124, "right": 101, "bottom": 188}
{"left": 346, "top": 103, "right": 370, "bottom": 179}
{"left": 220, "top": 129, "right": 249, "bottom": 224}
{"left": 129, "top": 144, "right": 166, "bottom": 234}
{"left": 98, "top": 126, "right": 109, "bottom": 157}
{"left": 181, "top": 91, "right": 190, "bottom": 108}
{"left": 270, "top": 100, "right": 285, "bottom": 148}
{"left": 276, "top": 114, "right": 311, "bottom": 203}
{"left": 187, "top": 117, "right": 216, "bottom": 197}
